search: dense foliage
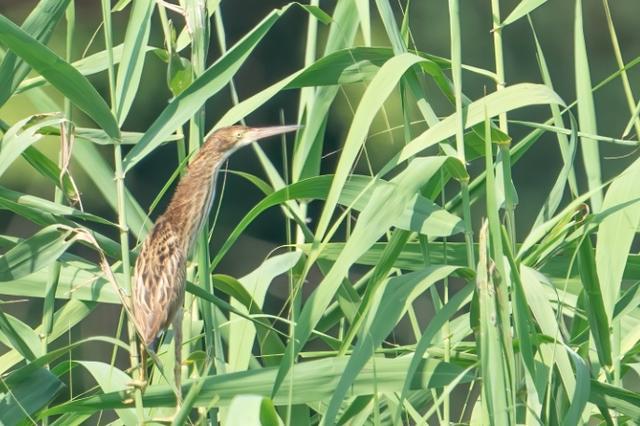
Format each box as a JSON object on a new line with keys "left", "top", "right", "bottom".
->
{"left": 1, "top": 0, "right": 639, "bottom": 424}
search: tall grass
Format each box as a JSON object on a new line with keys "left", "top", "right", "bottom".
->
{"left": 1, "top": 1, "right": 640, "bottom": 424}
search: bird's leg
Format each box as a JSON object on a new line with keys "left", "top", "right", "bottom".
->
{"left": 173, "top": 308, "right": 183, "bottom": 407}
{"left": 141, "top": 340, "right": 148, "bottom": 382}
{"left": 127, "top": 340, "right": 148, "bottom": 391}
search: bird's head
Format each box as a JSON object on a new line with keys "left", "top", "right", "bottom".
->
{"left": 207, "top": 124, "right": 301, "bottom": 154}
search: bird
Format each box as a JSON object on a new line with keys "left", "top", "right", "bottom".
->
{"left": 131, "top": 124, "right": 300, "bottom": 402}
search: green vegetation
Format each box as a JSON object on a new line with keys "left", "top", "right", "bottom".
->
{"left": 1, "top": 0, "right": 640, "bottom": 424}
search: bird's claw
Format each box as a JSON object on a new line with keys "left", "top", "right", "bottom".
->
{"left": 128, "top": 379, "right": 148, "bottom": 390}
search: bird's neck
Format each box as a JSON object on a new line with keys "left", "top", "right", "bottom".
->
{"left": 161, "top": 143, "right": 227, "bottom": 254}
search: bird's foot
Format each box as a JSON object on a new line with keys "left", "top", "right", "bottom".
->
{"left": 128, "top": 379, "right": 148, "bottom": 390}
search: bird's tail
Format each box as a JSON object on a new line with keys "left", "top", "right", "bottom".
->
{"left": 139, "top": 339, "right": 181, "bottom": 400}
{"left": 149, "top": 334, "right": 161, "bottom": 353}
{"left": 139, "top": 334, "right": 161, "bottom": 382}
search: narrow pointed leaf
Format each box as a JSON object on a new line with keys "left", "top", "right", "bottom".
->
{"left": 123, "top": 6, "right": 293, "bottom": 172}
{"left": 0, "top": 0, "right": 71, "bottom": 105}
{"left": 0, "top": 225, "right": 77, "bottom": 282}
{"left": 114, "top": 0, "right": 154, "bottom": 123}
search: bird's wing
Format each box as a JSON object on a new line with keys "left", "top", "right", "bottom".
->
{"left": 132, "top": 219, "right": 186, "bottom": 347}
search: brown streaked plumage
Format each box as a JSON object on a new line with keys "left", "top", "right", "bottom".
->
{"left": 132, "top": 124, "right": 300, "bottom": 401}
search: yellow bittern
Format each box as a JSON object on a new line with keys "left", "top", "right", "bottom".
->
{"left": 132, "top": 124, "right": 299, "bottom": 401}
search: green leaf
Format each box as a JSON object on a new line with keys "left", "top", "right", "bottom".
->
{"left": 0, "top": 300, "right": 96, "bottom": 374}
{"left": 0, "top": 113, "right": 65, "bottom": 178}
{"left": 0, "top": 258, "right": 120, "bottom": 304}
{"left": 0, "top": 368, "right": 64, "bottom": 425}
{"left": 225, "top": 395, "right": 282, "bottom": 426}
{"left": 229, "top": 252, "right": 301, "bottom": 373}
{"left": 394, "top": 283, "right": 475, "bottom": 423}
{"left": 576, "top": 237, "right": 611, "bottom": 366}
{"left": 0, "top": 225, "right": 77, "bottom": 282}
{"left": 295, "top": 4, "right": 332, "bottom": 25}
{"left": 211, "top": 275, "right": 285, "bottom": 366}
{"left": 123, "top": 6, "right": 293, "bottom": 172}
{"left": 17, "top": 44, "right": 149, "bottom": 94}
{"left": 0, "top": 309, "right": 38, "bottom": 361}
{"left": 562, "top": 346, "right": 590, "bottom": 426}
{"left": 114, "top": 0, "right": 154, "bottom": 124}
{"left": 211, "top": 173, "right": 462, "bottom": 269}
{"left": 385, "top": 83, "right": 565, "bottom": 173}
{"left": 589, "top": 380, "right": 640, "bottom": 419}
{"left": 314, "top": 52, "right": 429, "bottom": 240}
{"left": 520, "top": 266, "right": 577, "bottom": 402}
{"left": 73, "top": 361, "right": 135, "bottom": 424}
{"left": 168, "top": 54, "right": 192, "bottom": 97}
{"left": 595, "top": 156, "right": 640, "bottom": 320}
{"left": 291, "top": 0, "right": 361, "bottom": 182}
{"left": 0, "top": 15, "right": 120, "bottom": 139}
{"left": 20, "top": 146, "right": 79, "bottom": 202}
{"left": 0, "top": 187, "right": 96, "bottom": 226}
{"left": 0, "top": 0, "right": 71, "bottom": 106}
{"left": 532, "top": 115, "right": 578, "bottom": 228}
{"left": 324, "top": 265, "right": 465, "bottom": 424}
{"left": 44, "top": 356, "right": 473, "bottom": 413}
{"left": 501, "top": 0, "right": 547, "bottom": 28}
{"left": 574, "top": 0, "right": 602, "bottom": 212}
{"left": 273, "top": 156, "right": 464, "bottom": 396}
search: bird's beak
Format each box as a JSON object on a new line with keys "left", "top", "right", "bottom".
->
{"left": 241, "top": 124, "right": 302, "bottom": 144}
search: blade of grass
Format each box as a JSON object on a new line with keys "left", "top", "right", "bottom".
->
{"left": 0, "top": 0, "right": 71, "bottom": 106}
{"left": 601, "top": 0, "right": 640, "bottom": 139}
{"left": 323, "top": 265, "right": 466, "bottom": 424}
{"left": 0, "top": 225, "right": 78, "bottom": 282}
{"left": 273, "top": 155, "right": 465, "bottom": 397}
{"left": 114, "top": 0, "right": 154, "bottom": 124}
{"left": 123, "top": 4, "right": 302, "bottom": 173}
{"left": 574, "top": 0, "right": 602, "bottom": 212}
{"left": 476, "top": 220, "right": 511, "bottom": 424}
{"left": 500, "top": 0, "right": 547, "bottom": 28}
{"left": 483, "top": 109, "right": 516, "bottom": 421}
{"left": 0, "top": 15, "right": 120, "bottom": 139}
{"left": 45, "top": 356, "right": 474, "bottom": 413}
{"left": 576, "top": 235, "right": 612, "bottom": 367}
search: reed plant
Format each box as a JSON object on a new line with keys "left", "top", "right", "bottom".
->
{"left": 0, "top": 0, "right": 639, "bottom": 424}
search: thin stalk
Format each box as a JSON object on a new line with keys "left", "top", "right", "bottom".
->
{"left": 602, "top": 0, "right": 640, "bottom": 139}
{"left": 293, "top": 0, "right": 318, "bottom": 251}
{"left": 41, "top": 4, "right": 75, "bottom": 425}
{"left": 490, "top": 0, "right": 516, "bottom": 247}
{"left": 100, "top": 0, "right": 143, "bottom": 420}
{"left": 280, "top": 110, "right": 296, "bottom": 426}
{"left": 448, "top": 0, "right": 475, "bottom": 268}
{"left": 156, "top": 1, "right": 173, "bottom": 50}
{"left": 285, "top": 4, "right": 314, "bottom": 406}
{"left": 100, "top": 0, "right": 116, "bottom": 107}
{"left": 448, "top": 3, "right": 475, "bottom": 422}
{"left": 484, "top": 111, "right": 516, "bottom": 423}
{"left": 491, "top": 7, "right": 518, "bottom": 411}
{"left": 300, "top": 0, "right": 318, "bottom": 111}
{"left": 186, "top": 1, "right": 219, "bottom": 424}
{"left": 115, "top": 117, "right": 143, "bottom": 419}
{"left": 612, "top": 318, "right": 621, "bottom": 390}
{"left": 439, "top": 169, "right": 451, "bottom": 425}
{"left": 490, "top": 0, "right": 507, "bottom": 132}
